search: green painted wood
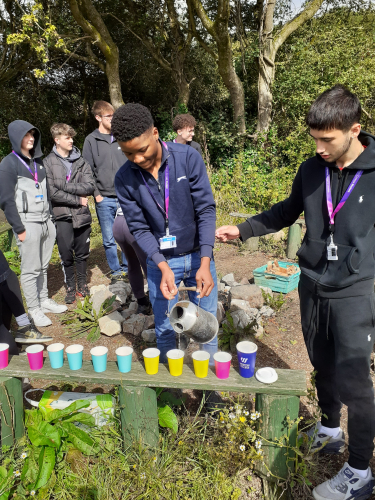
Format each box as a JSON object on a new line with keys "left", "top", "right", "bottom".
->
{"left": 244, "top": 236, "right": 259, "bottom": 253}
{"left": 1, "top": 356, "right": 307, "bottom": 396}
{"left": 119, "top": 386, "right": 158, "bottom": 450}
{"left": 0, "top": 376, "right": 24, "bottom": 446}
{"left": 286, "top": 223, "right": 302, "bottom": 260}
{"left": 255, "top": 394, "right": 300, "bottom": 480}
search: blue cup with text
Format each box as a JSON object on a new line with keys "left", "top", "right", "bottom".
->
{"left": 66, "top": 344, "right": 84, "bottom": 371}
{"left": 47, "top": 343, "right": 64, "bottom": 369}
{"left": 236, "top": 341, "right": 258, "bottom": 378}
{"left": 90, "top": 346, "right": 108, "bottom": 373}
{"left": 116, "top": 346, "right": 133, "bottom": 373}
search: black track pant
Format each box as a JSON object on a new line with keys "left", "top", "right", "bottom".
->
{"left": 0, "top": 271, "right": 22, "bottom": 355}
{"left": 56, "top": 220, "right": 91, "bottom": 287}
{"left": 299, "top": 282, "right": 375, "bottom": 470}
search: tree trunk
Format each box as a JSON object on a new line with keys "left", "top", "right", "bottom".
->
{"left": 106, "top": 49, "right": 124, "bottom": 109}
{"left": 176, "top": 74, "right": 190, "bottom": 106}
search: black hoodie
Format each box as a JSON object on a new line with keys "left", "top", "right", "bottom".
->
{"left": 0, "top": 120, "right": 50, "bottom": 234}
{"left": 238, "top": 131, "right": 375, "bottom": 298}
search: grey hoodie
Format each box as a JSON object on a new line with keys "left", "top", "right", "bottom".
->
{"left": 0, "top": 120, "right": 50, "bottom": 234}
{"left": 52, "top": 144, "right": 81, "bottom": 177}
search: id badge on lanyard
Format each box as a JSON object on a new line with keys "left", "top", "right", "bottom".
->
{"left": 325, "top": 167, "right": 363, "bottom": 260}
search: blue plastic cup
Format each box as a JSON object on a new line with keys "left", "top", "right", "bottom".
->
{"left": 47, "top": 343, "right": 64, "bottom": 369}
{"left": 66, "top": 344, "right": 84, "bottom": 371}
{"left": 236, "top": 341, "right": 258, "bottom": 378}
{"left": 116, "top": 346, "right": 133, "bottom": 373}
{"left": 90, "top": 346, "right": 108, "bottom": 373}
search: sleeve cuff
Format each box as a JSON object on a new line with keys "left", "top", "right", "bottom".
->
{"left": 200, "top": 244, "right": 213, "bottom": 259}
{"left": 151, "top": 252, "right": 167, "bottom": 265}
{"left": 237, "top": 220, "right": 254, "bottom": 242}
{"left": 94, "top": 188, "right": 100, "bottom": 198}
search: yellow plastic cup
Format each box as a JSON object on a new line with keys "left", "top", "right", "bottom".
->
{"left": 142, "top": 348, "right": 160, "bottom": 375}
{"left": 192, "top": 351, "right": 210, "bottom": 378}
{"left": 167, "top": 349, "right": 184, "bottom": 376}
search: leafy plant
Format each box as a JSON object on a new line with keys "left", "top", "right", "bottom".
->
{"left": 219, "top": 311, "right": 259, "bottom": 352}
{"left": 3, "top": 251, "right": 21, "bottom": 276}
{"left": 155, "top": 389, "right": 183, "bottom": 434}
{"left": 261, "top": 290, "right": 286, "bottom": 313}
{"left": 61, "top": 294, "right": 116, "bottom": 342}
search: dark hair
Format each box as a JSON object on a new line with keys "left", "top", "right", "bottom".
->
{"left": 306, "top": 85, "right": 361, "bottom": 131}
{"left": 91, "top": 100, "right": 114, "bottom": 117}
{"left": 172, "top": 114, "right": 196, "bottom": 132}
{"left": 111, "top": 103, "right": 154, "bottom": 142}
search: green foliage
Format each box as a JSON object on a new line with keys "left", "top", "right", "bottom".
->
{"left": 2, "top": 251, "right": 21, "bottom": 276}
{"left": 261, "top": 290, "right": 287, "bottom": 312}
{"left": 219, "top": 311, "right": 259, "bottom": 352}
{"left": 61, "top": 294, "right": 116, "bottom": 342}
{"left": 155, "top": 389, "right": 183, "bottom": 434}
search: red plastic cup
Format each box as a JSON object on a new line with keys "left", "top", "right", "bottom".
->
{"left": 0, "top": 343, "right": 9, "bottom": 369}
{"left": 26, "top": 345, "right": 44, "bottom": 370}
{"left": 214, "top": 352, "right": 232, "bottom": 379}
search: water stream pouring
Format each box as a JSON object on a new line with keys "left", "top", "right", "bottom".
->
{"left": 169, "top": 300, "right": 218, "bottom": 344}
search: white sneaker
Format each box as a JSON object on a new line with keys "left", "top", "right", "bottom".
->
{"left": 40, "top": 299, "right": 68, "bottom": 314}
{"left": 29, "top": 307, "right": 52, "bottom": 327}
{"left": 313, "top": 463, "right": 375, "bottom": 499}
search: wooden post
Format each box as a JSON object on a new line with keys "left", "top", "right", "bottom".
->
{"left": 255, "top": 394, "right": 300, "bottom": 480}
{"left": 286, "top": 224, "right": 302, "bottom": 260}
{"left": 244, "top": 236, "right": 259, "bottom": 253}
{"left": 119, "top": 386, "right": 159, "bottom": 450}
{"left": 0, "top": 376, "right": 24, "bottom": 446}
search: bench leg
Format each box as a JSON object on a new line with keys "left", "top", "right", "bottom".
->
{"left": 119, "top": 386, "right": 159, "bottom": 450}
{"left": 255, "top": 394, "right": 300, "bottom": 481}
{"left": 0, "top": 377, "right": 24, "bottom": 446}
{"left": 286, "top": 224, "right": 302, "bottom": 260}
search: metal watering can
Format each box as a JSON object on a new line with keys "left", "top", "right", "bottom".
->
{"left": 169, "top": 300, "right": 218, "bottom": 344}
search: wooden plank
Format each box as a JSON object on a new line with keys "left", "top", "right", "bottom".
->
{"left": 119, "top": 386, "right": 158, "bottom": 450}
{"left": 0, "top": 376, "right": 24, "bottom": 446}
{"left": 286, "top": 223, "right": 302, "bottom": 260}
{"left": 229, "top": 212, "right": 305, "bottom": 225}
{"left": 255, "top": 394, "right": 300, "bottom": 480}
{"left": 1, "top": 356, "right": 307, "bottom": 396}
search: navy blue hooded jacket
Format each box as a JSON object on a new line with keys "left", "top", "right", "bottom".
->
{"left": 115, "top": 141, "right": 216, "bottom": 265}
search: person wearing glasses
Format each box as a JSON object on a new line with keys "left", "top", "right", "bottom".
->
{"left": 82, "top": 101, "right": 128, "bottom": 283}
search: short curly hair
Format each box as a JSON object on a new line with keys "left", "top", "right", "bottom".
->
{"left": 111, "top": 103, "right": 154, "bottom": 142}
{"left": 172, "top": 114, "right": 196, "bottom": 132}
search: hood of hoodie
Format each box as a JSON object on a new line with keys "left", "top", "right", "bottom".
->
{"left": 317, "top": 130, "right": 375, "bottom": 171}
{"left": 8, "top": 120, "right": 43, "bottom": 159}
{"left": 52, "top": 145, "right": 81, "bottom": 163}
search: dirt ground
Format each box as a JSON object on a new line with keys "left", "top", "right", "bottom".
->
{"left": 26, "top": 240, "right": 375, "bottom": 498}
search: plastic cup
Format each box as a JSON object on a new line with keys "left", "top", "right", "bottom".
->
{"left": 47, "top": 343, "right": 64, "bottom": 369}
{"left": 236, "top": 341, "right": 258, "bottom": 378}
{"left": 192, "top": 351, "right": 210, "bottom": 378}
{"left": 116, "top": 346, "right": 133, "bottom": 373}
{"left": 0, "top": 344, "right": 9, "bottom": 369}
{"left": 90, "top": 346, "right": 108, "bottom": 373}
{"left": 66, "top": 345, "right": 84, "bottom": 371}
{"left": 214, "top": 351, "right": 232, "bottom": 379}
{"left": 143, "top": 348, "right": 160, "bottom": 375}
{"left": 26, "top": 344, "right": 44, "bottom": 370}
{"left": 166, "top": 349, "right": 184, "bottom": 376}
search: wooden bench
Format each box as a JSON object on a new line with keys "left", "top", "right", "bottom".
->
{"left": 0, "top": 356, "right": 306, "bottom": 480}
{"left": 229, "top": 212, "right": 305, "bottom": 260}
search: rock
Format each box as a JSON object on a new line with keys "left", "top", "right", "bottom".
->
{"left": 217, "top": 301, "right": 225, "bottom": 324}
{"left": 217, "top": 282, "right": 226, "bottom": 292}
{"left": 259, "top": 305, "right": 275, "bottom": 318}
{"left": 254, "top": 320, "right": 264, "bottom": 339}
{"left": 108, "top": 282, "right": 132, "bottom": 304}
{"left": 141, "top": 329, "right": 156, "bottom": 342}
{"left": 230, "top": 299, "right": 258, "bottom": 317}
{"left": 130, "top": 294, "right": 136, "bottom": 302}
{"left": 90, "top": 284, "right": 107, "bottom": 296}
{"left": 144, "top": 283, "right": 149, "bottom": 293}
{"left": 128, "top": 301, "right": 138, "bottom": 314}
{"left": 264, "top": 229, "right": 285, "bottom": 242}
{"left": 122, "top": 314, "right": 146, "bottom": 336}
{"left": 92, "top": 289, "right": 114, "bottom": 315}
{"left": 144, "top": 314, "right": 155, "bottom": 330}
{"left": 259, "top": 286, "right": 273, "bottom": 297}
{"left": 231, "top": 310, "right": 257, "bottom": 330}
{"left": 98, "top": 311, "right": 123, "bottom": 336}
{"left": 229, "top": 284, "right": 263, "bottom": 309}
{"left": 240, "top": 277, "right": 249, "bottom": 285}
{"left": 224, "top": 286, "right": 231, "bottom": 293}
{"left": 221, "top": 273, "right": 234, "bottom": 285}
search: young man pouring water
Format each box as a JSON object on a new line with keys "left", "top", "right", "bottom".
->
{"left": 216, "top": 85, "right": 375, "bottom": 500}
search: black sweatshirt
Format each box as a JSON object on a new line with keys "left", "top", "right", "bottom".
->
{"left": 238, "top": 131, "right": 375, "bottom": 298}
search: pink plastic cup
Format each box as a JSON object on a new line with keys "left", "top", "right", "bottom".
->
{"left": 0, "top": 344, "right": 9, "bottom": 369}
{"left": 26, "top": 344, "right": 44, "bottom": 370}
{"left": 214, "top": 352, "right": 232, "bottom": 379}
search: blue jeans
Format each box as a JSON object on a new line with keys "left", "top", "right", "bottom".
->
{"left": 95, "top": 197, "right": 128, "bottom": 275}
{"left": 147, "top": 251, "right": 218, "bottom": 365}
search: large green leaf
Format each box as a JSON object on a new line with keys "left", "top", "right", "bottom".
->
{"left": 0, "top": 491, "right": 10, "bottom": 500}
{"left": 33, "top": 446, "right": 55, "bottom": 490}
{"left": 41, "top": 400, "right": 90, "bottom": 422}
{"left": 28, "top": 422, "right": 61, "bottom": 449}
{"left": 64, "top": 422, "right": 99, "bottom": 456}
{"left": 157, "top": 406, "right": 178, "bottom": 434}
{"left": 0, "top": 467, "right": 7, "bottom": 481}
{"left": 25, "top": 409, "right": 43, "bottom": 428}
{"left": 61, "top": 412, "right": 95, "bottom": 427}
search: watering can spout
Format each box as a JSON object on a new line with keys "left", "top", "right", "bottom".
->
{"left": 169, "top": 301, "right": 218, "bottom": 344}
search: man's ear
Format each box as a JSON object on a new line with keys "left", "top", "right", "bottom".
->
{"left": 152, "top": 126, "right": 159, "bottom": 141}
{"left": 95, "top": 114, "right": 102, "bottom": 124}
{"left": 351, "top": 123, "right": 361, "bottom": 138}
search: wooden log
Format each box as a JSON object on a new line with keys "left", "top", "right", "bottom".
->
{"left": 286, "top": 223, "right": 302, "bottom": 260}
{"left": 0, "top": 376, "right": 24, "bottom": 446}
{"left": 119, "top": 386, "right": 158, "bottom": 450}
{"left": 255, "top": 394, "right": 300, "bottom": 480}
{"left": 244, "top": 236, "right": 259, "bottom": 253}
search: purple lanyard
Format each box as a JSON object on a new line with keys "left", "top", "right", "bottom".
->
{"left": 139, "top": 142, "right": 170, "bottom": 228}
{"left": 325, "top": 167, "right": 363, "bottom": 225}
{"left": 12, "top": 151, "right": 38, "bottom": 186}
{"left": 66, "top": 169, "right": 72, "bottom": 182}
